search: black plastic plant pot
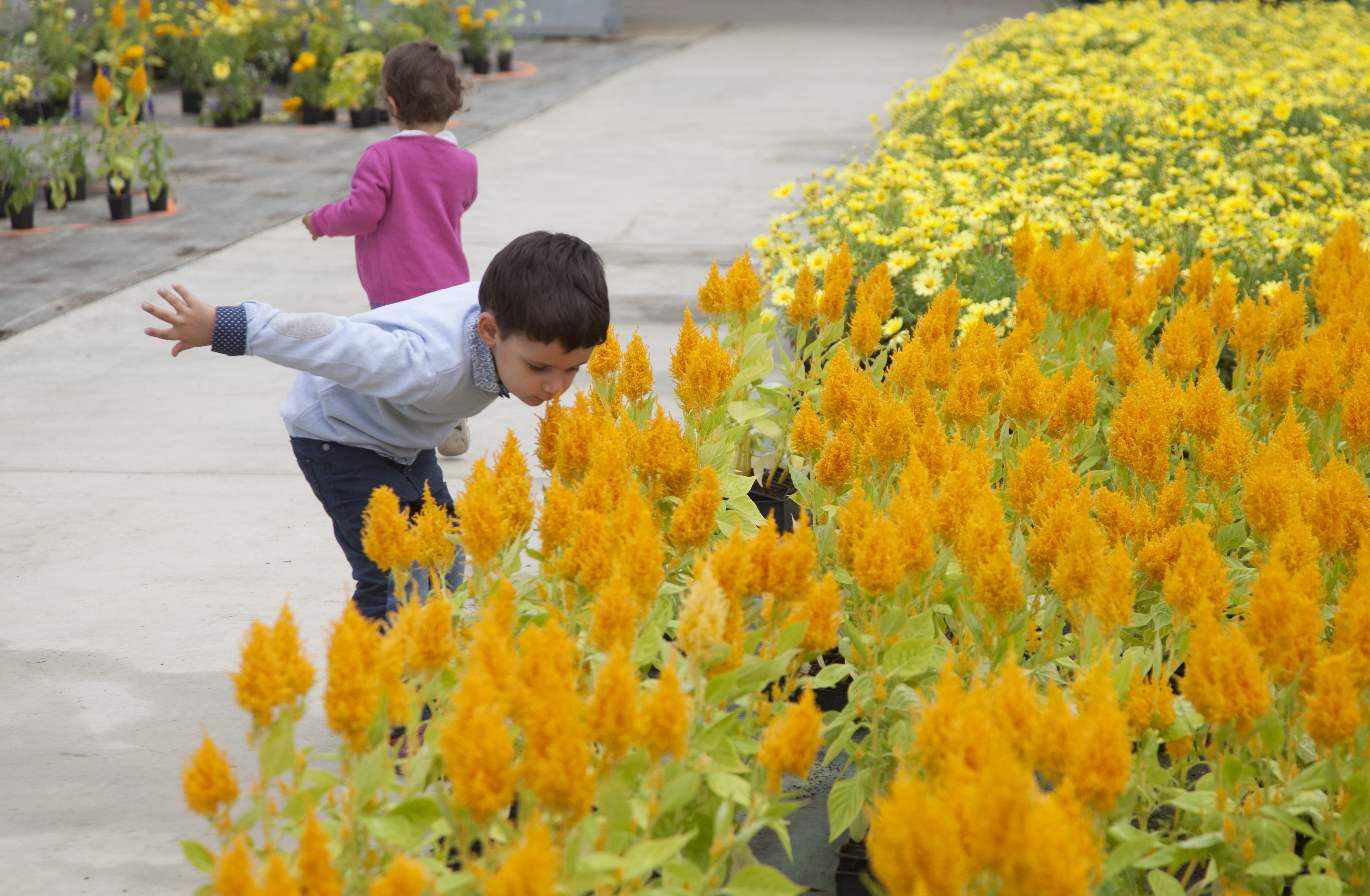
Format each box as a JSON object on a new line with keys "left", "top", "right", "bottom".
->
{"left": 748, "top": 470, "right": 800, "bottom": 534}
{"left": 349, "top": 108, "right": 370, "bottom": 129}
{"left": 212, "top": 111, "right": 237, "bottom": 128}
{"left": 459, "top": 47, "right": 474, "bottom": 66}
{"left": 270, "top": 65, "right": 291, "bottom": 87}
{"left": 249, "top": 99, "right": 264, "bottom": 121}
{"left": 181, "top": 88, "right": 203, "bottom": 116}
{"left": 73, "top": 176, "right": 88, "bottom": 201}
{"left": 834, "top": 837, "right": 872, "bottom": 896}
{"left": 10, "top": 202, "right": 36, "bottom": 230}
{"left": 811, "top": 648, "right": 850, "bottom": 712}
{"left": 44, "top": 184, "right": 62, "bottom": 210}
{"left": 471, "top": 54, "right": 492, "bottom": 75}
{"left": 301, "top": 104, "right": 325, "bottom": 125}
{"left": 107, "top": 189, "right": 134, "bottom": 221}
{"left": 147, "top": 186, "right": 170, "bottom": 213}
{"left": 497, "top": 49, "right": 513, "bottom": 72}
{"left": 16, "top": 102, "right": 44, "bottom": 126}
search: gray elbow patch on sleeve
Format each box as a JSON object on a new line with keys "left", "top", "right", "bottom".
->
{"left": 268, "top": 313, "right": 339, "bottom": 340}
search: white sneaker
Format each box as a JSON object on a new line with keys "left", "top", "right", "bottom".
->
{"left": 438, "top": 419, "right": 471, "bottom": 457}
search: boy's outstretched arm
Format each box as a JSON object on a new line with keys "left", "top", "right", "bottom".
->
{"left": 143, "top": 285, "right": 215, "bottom": 356}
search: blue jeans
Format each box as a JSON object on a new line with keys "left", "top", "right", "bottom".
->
{"left": 291, "top": 437, "right": 464, "bottom": 620}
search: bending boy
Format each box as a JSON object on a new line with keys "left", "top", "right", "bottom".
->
{"left": 142, "top": 231, "right": 609, "bottom": 620}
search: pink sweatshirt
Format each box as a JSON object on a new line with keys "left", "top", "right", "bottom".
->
{"left": 310, "top": 132, "right": 478, "bottom": 307}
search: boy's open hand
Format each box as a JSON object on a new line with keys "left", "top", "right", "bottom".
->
{"left": 143, "top": 284, "right": 216, "bottom": 357}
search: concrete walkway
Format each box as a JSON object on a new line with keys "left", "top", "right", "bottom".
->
{"left": 0, "top": 2, "right": 1036, "bottom": 893}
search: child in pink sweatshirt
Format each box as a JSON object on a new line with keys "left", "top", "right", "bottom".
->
{"left": 304, "top": 40, "right": 478, "bottom": 454}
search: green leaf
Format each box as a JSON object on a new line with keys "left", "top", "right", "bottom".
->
{"left": 1176, "top": 831, "right": 1225, "bottom": 850}
{"left": 809, "top": 663, "right": 853, "bottom": 689}
{"left": 826, "top": 771, "right": 868, "bottom": 842}
{"left": 752, "top": 417, "right": 784, "bottom": 441}
{"left": 1292, "top": 876, "right": 1344, "bottom": 896}
{"left": 352, "top": 743, "right": 392, "bottom": 804}
{"left": 1102, "top": 836, "right": 1157, "bottom": 880}
{"left": 622, "top": 832, "right": 697, "bottom": 879}
{"left": 723, "top": 864, "right": 805, "bottom": 896}
{"left": 389, "top": 796, "right": 442, "bottom": 831}
{"left": 259, "top": 716, "right": 295, "bottom": 780}
{"left": 658, "top": 769, "right": 703, "bottom": 816}
{"left": 1216, "top": 521, "right": 1247, "bottom": 553}
{"left": 727, "top": 401, "right": 769, "bottom": 424}
{"left": 1146, "top": 869, "right": 1189, "bottom": 896}
{"left": 1247, "top": 853, "right": 1302, "bottom": 877}
{"left": 181, "top": 840, "right": 214, "bottom": 873}
{"left": 883, "top": 637, "right": 938, "bottom": 679}
{"left": 706, "top": 771, "right": 752, "bottom": 806}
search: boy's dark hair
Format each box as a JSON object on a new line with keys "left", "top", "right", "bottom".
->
{"left": 480, "top": 232, "right": 610, "bottom": 350}
{"left": 383, "top": 41, "right": 463, "bottom": 125}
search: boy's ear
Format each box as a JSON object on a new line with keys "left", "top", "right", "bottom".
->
{"left": 386, "top": 95, "right": 400, "bottom": 121}
{"left": 476, "top": 310, "right": 501, "bottom": 347}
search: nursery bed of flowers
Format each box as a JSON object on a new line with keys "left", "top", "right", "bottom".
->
{"left": 755, "top": 1, "right": 1370, "bottom": 327}
{"left": 183, "top": 216, "right": 1370, "bottom": 896}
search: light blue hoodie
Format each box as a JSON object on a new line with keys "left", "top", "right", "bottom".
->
{"left": 212, "top": 281, "right": 505, "bottom": 463}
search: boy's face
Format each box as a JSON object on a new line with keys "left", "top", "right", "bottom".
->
{"left": 477, "top": 312, "right": 594, "bottom": 406}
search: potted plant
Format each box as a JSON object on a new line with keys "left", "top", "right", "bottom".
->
{"left": 138, "top": 122, "right": 171, "bottom": 212}
{"left": 66, "top": 127, "right": 91, "bottom": 200}
{"left": 1, "top": 61, "right": 37, "bottom": 122}
{"left": 38, "top": 127, "right": 79, "bottom": 209}
{"left": 287, "top": 50, "right": 331, "bottom": 124}
{"left": 28, "top": 0, "right": 89, "bottom": 121}
{"left": 325, "top": 49, "right": 384, "bottom": 128}
{"left": 487, "top": 0, "right": 535, "bottom": 73}
{"left": 456, "top": 5, "right": 492, "bottom": 74}
{"left": 155, "top": 21, "right": 208, "bottom": 115}
{"left": 97, "top": 124, "right": 137, "bottom": 220}
{"left": 0, "top": 141, "right": 42, "bottom": 230}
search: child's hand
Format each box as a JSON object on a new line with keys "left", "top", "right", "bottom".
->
{"left": 142, "top": 284, "right": 216, "bottom": 357}
{"left": 303, "top": 211, "right": 321, "bottom": 240}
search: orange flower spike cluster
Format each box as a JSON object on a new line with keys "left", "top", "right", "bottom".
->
{"left": 793, "top": 572, "right": 842, "bottom": 652}
{"left": 1159, "top": 522, "right": 1230, "bottom": 620}
{"left": 588, "top": 645, "right": 638, "bottom": 761}
{"left": 493, "top": 430, "right": 535, "bottom": 537}
{"left": 641, "top": 663, "right": 689, "bottom": 761}
{"left": 1108, "top": 367, "right": 1182, "bottom": 483}
{"left": 587, "top": 323, "right": 620, "bottom": 384}
{"left": 260, "top": 853, "right": 298, "bottom": 896}
{"left": 674, "top": 326, "right": 735, "bottom": 414}
{"left": 412, "top": 483, "right": 457, "bottom": 580}
{"left": 367, "top": 854, "right": 431, "bottom": 896}
{"left": 128, "top": 63, "right": 149, "bottom": 98}
{"left": 1047, "top": 363, "right": 1097, "bottom": 438}
{"left": 297, "top": 810, "right": 341, "bottom": 896}
{"left": 535, "top": 396, "right": 562, "bottom": 472}
{"left": 1182, "top": 618, "right": 1271, "bottom": 730}
{"left": 1305, "top": 651, "right": 1364, "bottom": 751}
{"left": 441, "top": 666, "right": 515, "bottom": 820}
{"left": 725, "top": 250, "right": 763, "bottom": 314}
{"left": 814, "top": 426, "right": 858, "bottom": 490}
{"left": 513, "top": 622, "right": 595, "bottom": 819}
{"left": 214, "top": 835, "right": 256, "bottom": 895}
{"left": 619, "top": 331, "right": 653, "bottom": 403}
{"left": 668, "top": 466, "right": 721, "bottom": 549}
{"left": 789, "top": 398, "right": 826, "bottom": 457}
{"left": 818, "top": 242, "right": 854, "bottom": 324}
{"left": 233, "top": 603, "right": 314, "bottom": 728}
{"left": 669, "top": 308, "right": 702, "bottom": 386}
{"left": 361, "top": 485, "right": 415, "bottom": 573}
{"left": 1243, "top": 554, "right": 1323, "bottom": 686}
{"left": 324, "top": 604, "right": 382, "bottom": 752}
{"left": 1066, "top": 660, "right": 1133, "bottom": 811}
{"left": 677, "top": 566, "right": 730, "bottom": 663}
{"left": 697, "top": 262, "right": 727, "bottom": 315}
{"left": 485, "top": 819, "right": 559, "bottom": 896}
{"left": 757, "top": 689, "right": 823, "bottom": 791}
{"left": 786, "top": 265, "right": 819, "bottom": 326}
{"left": 182, "top": 732, "right": 239, "bottom": 817}
{"left": 455, "top": 459, "right": 508, "bottom": 568}
{"left": 93, "top": 70, "right": 114, "bottom": 106}
{"left": 110, "top": 2, "right": 126, "bottom": 29}
{"left": 849, "top": 264, "right": 894, "bottom": 357}
{"left": 637, "top": 407, "right": 697, "bottom": 498}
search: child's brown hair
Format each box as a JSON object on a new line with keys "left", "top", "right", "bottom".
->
{"left": 382, "top": 41, "right": 464, "bottom": 125}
